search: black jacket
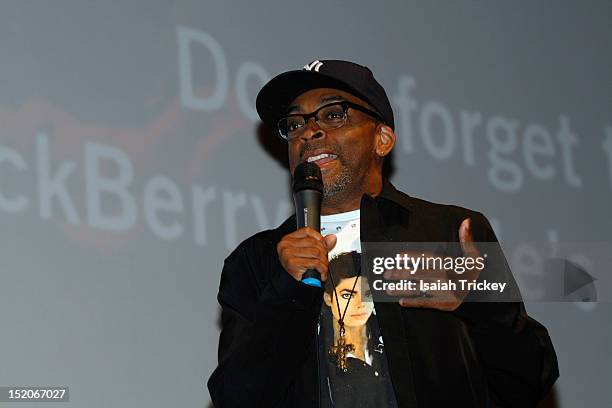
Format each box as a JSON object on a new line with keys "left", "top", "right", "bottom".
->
{"left": 208, "top": 181, "right": 559, "bottom": 407}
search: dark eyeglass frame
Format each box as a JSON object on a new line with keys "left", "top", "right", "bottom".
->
{"left": 276, "top": 101, "right": 383, "bottom": 141}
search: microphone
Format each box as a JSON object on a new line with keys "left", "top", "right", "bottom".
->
{"left": 292, "top": 161, "right": 324, "bottom": 287}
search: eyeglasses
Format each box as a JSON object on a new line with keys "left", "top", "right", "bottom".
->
{"left": 277, "top": 101, "right": 383, "bottom": 141}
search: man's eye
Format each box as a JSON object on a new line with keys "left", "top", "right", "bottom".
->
{"left": 325, "top": 110, "right": 344, "bottom": 120}
{"left": 341, "top": 293, "right": 353, "bottom": 300}
{"left": 287, "top": 120, "right": 304, "bottom": 131}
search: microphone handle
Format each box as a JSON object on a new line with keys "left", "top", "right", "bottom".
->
{"left": 294, "top": 189, "right": 322, "bottom": 287}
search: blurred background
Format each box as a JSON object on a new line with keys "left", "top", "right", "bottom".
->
{"left": 0, "top": 1, "right": 610, "bottom": 406}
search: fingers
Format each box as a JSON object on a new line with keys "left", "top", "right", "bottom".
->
{"left": 324, "top": 234, "right": 337, "bottom": 251}
{"left": 289, "top": 226, "right": 325, "bottom": 241}
{"left": 277, "top": 248, "right": 329, "bottom": 281}
{"left": 293, "top": 259, "right": 330, "bottom": 281}
{"left": 377, "top": 230, "right": 479, "bottom": 311}
{"left": 383, "top": 266, "right": 448, "bottom": 281}
{"left": 459, "top": 218, "right": 480, "bottom": 258}
{"left": 277, "top": 228, "right": 335, "bottom": 282}
{"left": 399, "top": 297, "right": 460, "bottom": 311}
{"left": 282, "top": 229, "right": 322, "bottom": 246}
{"left": 277, "top": 244, "right": 328, "bottom": 267}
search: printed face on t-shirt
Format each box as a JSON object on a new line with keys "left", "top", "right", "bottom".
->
{"left": 324, "top": 276, "right": 374, "bottom": 328}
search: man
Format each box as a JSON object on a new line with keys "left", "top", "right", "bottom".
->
{"left": 208, "top": 60, "right": 558, "bottom": 407}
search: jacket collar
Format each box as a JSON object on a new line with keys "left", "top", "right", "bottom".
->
{"left": 275, "top": 178, "right": 414, "bottom": 239}
{"left": 359, "top": 179, "right": 416, "bottom": 242}
{"left": 377, "top": 178, "right": 415, "bottom": 212}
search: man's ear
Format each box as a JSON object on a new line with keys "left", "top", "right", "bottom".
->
{"left": 375, "top": 124, "right": 396, "bottom": 158}
{"left": 324, "top": 292, "right": 332, "bottom": 307}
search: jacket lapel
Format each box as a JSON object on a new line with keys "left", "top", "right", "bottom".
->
{"left": 360, "top": 183, "right": 418, "bottom": 408}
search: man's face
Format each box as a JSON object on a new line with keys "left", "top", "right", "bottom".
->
{"left": 324, "top": 276, "right": 374, "bottom": 327}
{"left": 286, "top": 88, "right": 380, "bottom": 198}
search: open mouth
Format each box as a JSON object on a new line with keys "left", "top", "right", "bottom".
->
{"left": 305, "top": 152, "right": 338, "bottom": 166}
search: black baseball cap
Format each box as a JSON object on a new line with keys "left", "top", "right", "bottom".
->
{"left": 256, "top": 59, "right": 395, "bottom": 138}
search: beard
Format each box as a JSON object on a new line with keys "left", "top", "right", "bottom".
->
{"left": 298, "top": 143, "right": 354, "bottom": 198}
{"left": 322, "top": 160, "right": 352, "bottom": 198}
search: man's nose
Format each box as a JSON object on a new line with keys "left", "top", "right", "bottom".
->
{"left": 299, "top": 118, "right": 325, "bottom": 142}
{"left": 354, "top": 294, "right": 364, "bottom": 307}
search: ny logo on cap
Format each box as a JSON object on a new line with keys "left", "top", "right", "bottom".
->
{"left": 303, "top": 60, "right": 323, "bottom": 72}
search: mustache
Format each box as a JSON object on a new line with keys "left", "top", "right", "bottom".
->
{"left": 299, "top": 144, "right": 341, "bottom": 160}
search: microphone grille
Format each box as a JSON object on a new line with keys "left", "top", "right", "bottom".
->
{"left": 292, "top": 161, "right": 323, "bottom": 193}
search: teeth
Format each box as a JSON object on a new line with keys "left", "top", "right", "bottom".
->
{"left": 307, "top": 153, "right": 337, "bottom": 162}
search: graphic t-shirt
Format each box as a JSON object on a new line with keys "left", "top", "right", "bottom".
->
{"left": 317, "top": 210, "right": 398, "bottom": 408}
